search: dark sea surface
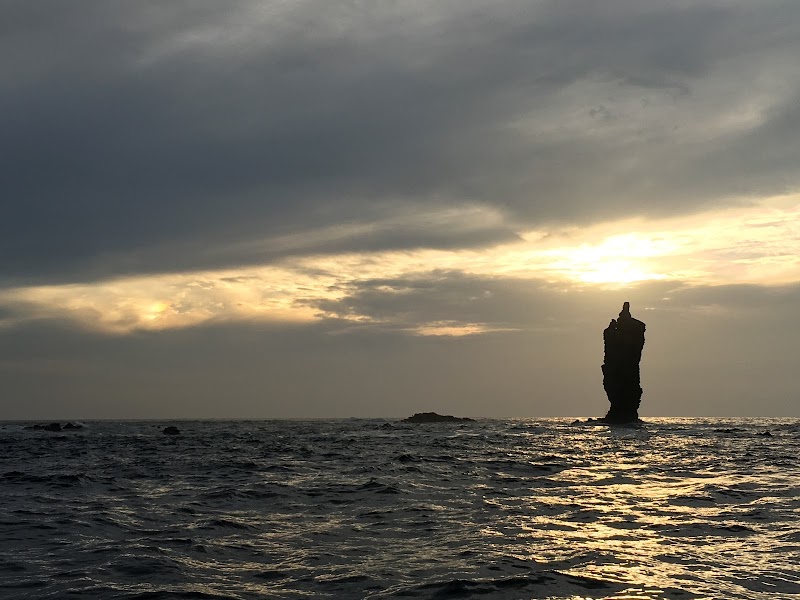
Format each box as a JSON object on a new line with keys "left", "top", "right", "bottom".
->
{"left": 1, "top": 418, "right": 799, "bottom": 600}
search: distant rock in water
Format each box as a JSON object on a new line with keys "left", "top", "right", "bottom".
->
{"left": 25, "top": 422, "right": 62, "bottom": 432}
{"left": 600, "top": 302, "right": 646, "bottom": 424}
{"left": 401, "top": 412, "right": 475, "bottom": 423}
{"left": 163, "top": 426, "right": 181, "bottom": 435}
{"left": 25, "top": 422, "right": 84, "bottom": 432}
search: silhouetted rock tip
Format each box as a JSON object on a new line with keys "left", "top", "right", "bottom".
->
{"left": 401, "top": 412, "right": 476, "bottom": 423}
{"left": 163, "top": 426, "right": 181, "bottom": 435}
{"left": 600, "top": 301, "right": 646, "bottom": 424}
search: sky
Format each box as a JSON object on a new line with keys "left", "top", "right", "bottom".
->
{"left": 3, "top": 0, "right": 800, "bottom": 419}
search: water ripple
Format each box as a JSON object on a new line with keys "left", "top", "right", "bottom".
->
{"left": 0, "top": 418, "right": 798, "bottom": 598}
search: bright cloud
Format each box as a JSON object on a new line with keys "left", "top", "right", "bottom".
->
{"left": 3, "top": 194, "right": 800, "bottom": 335}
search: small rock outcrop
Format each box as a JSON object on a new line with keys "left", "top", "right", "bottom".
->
{"left": 401, "top": 412, "right": 476, "bottom": 424}
{"left": 25, "top": 422, "right": 63, "bottom": 432}
{"left": 162, "top": 426, "right": 181, "bottom": 435}
{"left": 25, "top": 422, "right": 83, "bottom": 431}
{"left": 600, "top": 302, "right": 646, "bottom": 423}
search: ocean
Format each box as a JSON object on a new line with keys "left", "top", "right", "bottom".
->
{"left": 1, "top": 418, "right": 798, "bottom": 599}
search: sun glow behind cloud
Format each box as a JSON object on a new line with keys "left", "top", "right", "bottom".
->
{"left": 535, "top": 234, "right": 677, "bottom": 284}
{"left": 3, "top": 195, "right": 800, "bottom": 335}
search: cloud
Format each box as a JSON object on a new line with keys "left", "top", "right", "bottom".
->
{"left": 3, "top": 277, "right": 800, "bottom": 419}
{"left": 5, "top": 2, "right": 800, "bottom": 418}
{"left": 3, "top": 1, "right": 800, "bottom": 284}
{"left": 305, "top": 272, "right": 585, "bottom": 336}
{"left": 1, "top": 192, "right": 799, "bottom": 335}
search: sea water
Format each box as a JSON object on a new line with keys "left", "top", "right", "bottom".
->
{"left": 1, "top": 418, "right": 798, "bottom": 599}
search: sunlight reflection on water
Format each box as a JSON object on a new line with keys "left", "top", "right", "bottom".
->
{"left": 0, "top": 418, "right": 798, "bottom": 599}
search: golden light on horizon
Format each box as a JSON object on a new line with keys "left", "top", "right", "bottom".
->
{"left": 413, "top": 322, "right": 514, "bottom": 337}
{"left": 2, "top": 194, "right": 800, "bottom": 335}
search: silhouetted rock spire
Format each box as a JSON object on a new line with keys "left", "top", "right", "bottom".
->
{"left": 601, "top": 302, "right": 646, "bottom": 423}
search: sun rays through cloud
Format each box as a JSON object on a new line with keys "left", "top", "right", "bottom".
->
{"left": 3, "top": 195, "right": 800, "bottom": 336}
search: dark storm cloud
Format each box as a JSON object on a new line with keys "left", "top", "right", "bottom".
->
{"left": 4, "top": 1, "right": 800, "bottom": 284}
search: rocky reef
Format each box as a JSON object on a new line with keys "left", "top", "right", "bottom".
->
{"left": 25, "top": 422, "right": 83, "bottom": 432}
{"left": 600, "top": 302, "right": 646, "bottom": 423}
{"left": 401, "top": 412, "right": 475, "bottom": 423}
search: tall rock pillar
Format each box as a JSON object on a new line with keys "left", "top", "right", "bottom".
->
{"left": 601, "top": 302, "right": 646, "bottom": 423}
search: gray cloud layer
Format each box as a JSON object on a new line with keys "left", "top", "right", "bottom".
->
{"left": 4, "top": 1, "right": 800, "bottom": 283}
